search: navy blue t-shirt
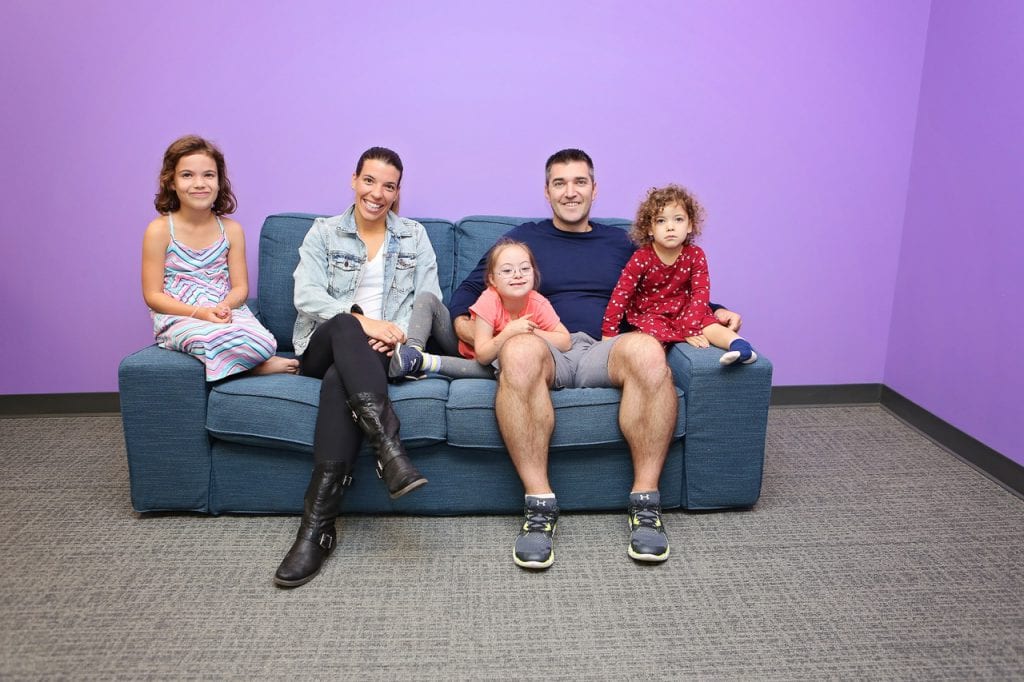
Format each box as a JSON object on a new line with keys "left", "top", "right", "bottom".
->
{"left": 448, "top": 220, "right": 636, "bottom": 340}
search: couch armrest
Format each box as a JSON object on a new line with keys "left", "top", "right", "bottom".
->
{"left": 668, "top": 344, "right": 773, "bottom": 509}
{"left": 118, "top": 345, "right": 212, "bottom": 513}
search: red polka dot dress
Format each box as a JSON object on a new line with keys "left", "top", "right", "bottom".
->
{"left": 601, "top": 243, "right": 719, "bottom": 343}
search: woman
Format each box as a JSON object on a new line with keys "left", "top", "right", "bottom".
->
{"left": 275, "top": 147, "right": 442, "bottom": 588}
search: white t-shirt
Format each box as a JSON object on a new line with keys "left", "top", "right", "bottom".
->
{"left": 352, "top": 246, "right": 384, "bottom": 320}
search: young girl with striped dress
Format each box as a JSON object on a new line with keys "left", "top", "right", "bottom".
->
{"left": 141, "top": 135, "right": 298, "bottom": 380}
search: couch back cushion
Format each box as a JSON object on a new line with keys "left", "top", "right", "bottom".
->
{"left": 257, "top": 213, "right": 456, "bottom": 351}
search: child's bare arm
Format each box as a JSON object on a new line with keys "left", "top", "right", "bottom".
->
{"left": 534, "top": 322, "right": 571, "bottom": 352}
{"left": 472, "top": 317, "right": 500, "bottom": 365}
{"left": 141, "top": 219, "right": 229, "bottom": 323}
{"left": 473, "top": 315, "right": 539, "bottom": 365}
{"left": 221, "top": 220, "right": 250, "bottom": 310}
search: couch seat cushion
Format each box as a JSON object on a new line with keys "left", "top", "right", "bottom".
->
{"left": 207, "top": 374, "right": 449, "bottom": 452}
{"left": 445, "top": 379, "right": 685, "bottom": 450}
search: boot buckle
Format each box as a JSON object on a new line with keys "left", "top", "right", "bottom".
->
{"left": 318, "top": 532, "right": 334, "bottom": 550}
{"left": 375, "top": 460, "right": 384, "bottom": 479}
{"left": 341, "top": 474, "right": 353, "bottom": 488}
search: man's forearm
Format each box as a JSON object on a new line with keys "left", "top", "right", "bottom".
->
{"left": 453, "top": 314, "right": 475, "bottom": 346}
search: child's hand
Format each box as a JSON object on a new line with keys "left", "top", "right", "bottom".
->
{"left": 194, "top": 307, "right": 227, "bottom": 324}
{"left": 213, "top": 303, "right": 232, "bottom": 322}
{"left": 503, "top": 315, "right": 537, "bottom": 337}
{"left": 684, "top": 334, "right": 710, "bottom": 348}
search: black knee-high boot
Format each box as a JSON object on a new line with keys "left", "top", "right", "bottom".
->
{"left": 274, "top": 461, "right": 351, "bottom": 587}
{"left": 347, "top": 393, "right": 428, "bottom": 499}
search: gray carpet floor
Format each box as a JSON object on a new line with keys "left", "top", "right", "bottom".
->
{"left": 1, "top": 405, "right": 1022, "bottom": 680}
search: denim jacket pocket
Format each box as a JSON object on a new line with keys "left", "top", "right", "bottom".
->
{"left": 327, "top": 250, "right": 362, "bottom": 297}
{"left": 391, "top": 252, "right": 417, "bottom": 293}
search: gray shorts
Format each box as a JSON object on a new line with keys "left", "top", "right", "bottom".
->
{"left": 547, "top": 332, "right": 621, "bottom": 389}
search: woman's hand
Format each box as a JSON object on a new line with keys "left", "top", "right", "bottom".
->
{"left": 358, "top": 316, "right": 406, "bottom": 355}
{"left": 684, "top": 334, "right": 710, "bottom": 348}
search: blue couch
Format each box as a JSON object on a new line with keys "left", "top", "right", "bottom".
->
{"left": 119, "top": 214, "right": 772, "bottom": 515}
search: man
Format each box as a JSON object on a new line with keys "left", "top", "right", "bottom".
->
{"left": 448, "top": 149, "right": 741, "bottom": 569}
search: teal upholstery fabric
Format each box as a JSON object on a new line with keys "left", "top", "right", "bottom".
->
{"left": 669, "top": 343, "right": 772, "bottom": 508}
{"left": 119, "top": 213, "right": 771, "bottom": 515}
{"left": 255, "top": 213, "right": 315, "bottom": 352}
{"left": 119, "top": 346, "right": 212, "bottom": 512}
{"left": 207, "top": 375, "right": 450, "bottom": 451}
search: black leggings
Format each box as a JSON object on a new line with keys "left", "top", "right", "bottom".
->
{"left": 300, "top": 314, "right": 389, "bottom": 466}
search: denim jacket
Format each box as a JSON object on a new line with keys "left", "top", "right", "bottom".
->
{"left": 292, "top": 206, "right": 442, "bottom": 356}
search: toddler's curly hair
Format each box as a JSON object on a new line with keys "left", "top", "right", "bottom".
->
{"left": 629, "top": 184, "right": 705, "bottom": 247}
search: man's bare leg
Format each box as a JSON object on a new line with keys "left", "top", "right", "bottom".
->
{"left": 608, "top": 332, "right": 676, "bottom": 490}
{"left": 496, "top": 333, "right": 559, "bottom": 569}
{"left": 495, "top": 334, "right": 556, "bottom": 494}
{"left": 609, "top": 332, "right": 675, "bottom": 562}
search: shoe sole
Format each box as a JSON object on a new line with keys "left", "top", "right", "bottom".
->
{"left": 513, "top": 549, "right": 554, "bottom": 570}
{"left": 627, "top": 545, "right": 671, "bottom": 562}
{"left": 387, "top": 342, "right": 405, "bottom": 379}
{"left": 388, "top": 476, "right": 428, "bottom": 499}
{"left": 273, "top": 568, "right": 322, "bottom": 588}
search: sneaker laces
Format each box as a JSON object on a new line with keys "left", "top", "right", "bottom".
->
{"left": 631, "top": 506, "right": 662, "bottom": 530}
{"left": 523, "top": 510, "right": 556, "bottom": 533}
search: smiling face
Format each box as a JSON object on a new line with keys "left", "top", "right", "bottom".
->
{"left": 487, "top": 244, "right": 536, "bottom": 301}
{"left": 544, "top": 160, "right": 597, "bottom": 231}
{"left": 649, "top": 203, "right": 692, "bottom": 254}
{"left": 351, "top": 158, "right": 401, "bottom": 225}
{"left": 171, "top": 153, "right": 219, "bottom": 212}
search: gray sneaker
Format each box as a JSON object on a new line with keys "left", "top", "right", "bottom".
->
{"left": 627, "top": 491, "right": 670, "bottom": 562}
{"left": 513, "top": 495, "right": 558, "bottom": 569}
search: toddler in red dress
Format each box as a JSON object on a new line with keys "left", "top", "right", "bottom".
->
{"left": 602, "top": 185, "right": 757, "bottom": 365}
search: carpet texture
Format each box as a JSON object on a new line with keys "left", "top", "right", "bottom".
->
{"left": 1, "top": 406, "right": 1022, "bottom": 679}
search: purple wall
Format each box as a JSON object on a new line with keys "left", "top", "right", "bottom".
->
{"left": 1, "top": 2, "right": 929, "bottom": 392}
{"left": 887, "top": 0, "right": 1024, "bottom": 464}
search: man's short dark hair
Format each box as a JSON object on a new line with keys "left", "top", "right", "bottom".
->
{"left": 544, "top": 149, "right": 594, "bottom": 183}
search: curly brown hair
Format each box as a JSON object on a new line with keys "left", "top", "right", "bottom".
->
{"left": 154, "top": 135, "right": 237, "bottom": 215}
{"left": 629, "top": 184, "right": 705, "bottom": 247}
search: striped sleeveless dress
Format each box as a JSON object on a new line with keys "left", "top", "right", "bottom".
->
{"left": 151, "top": 216, "right": 278, "bottom": 381}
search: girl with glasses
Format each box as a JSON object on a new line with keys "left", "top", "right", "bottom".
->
{"left": 390, "top": 238, "right": 571, "bottom": 379}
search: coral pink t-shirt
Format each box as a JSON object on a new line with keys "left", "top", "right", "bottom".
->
{"left": 460, "top": 287, "right": 563, "bottom": 359}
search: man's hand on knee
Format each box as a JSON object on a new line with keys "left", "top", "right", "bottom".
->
{"left": 714, "top": 307, "right": 742, "bottom": 332}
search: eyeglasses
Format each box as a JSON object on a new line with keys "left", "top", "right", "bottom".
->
{"left": 495, "top": 263, "right": 534, "bottom": 279}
